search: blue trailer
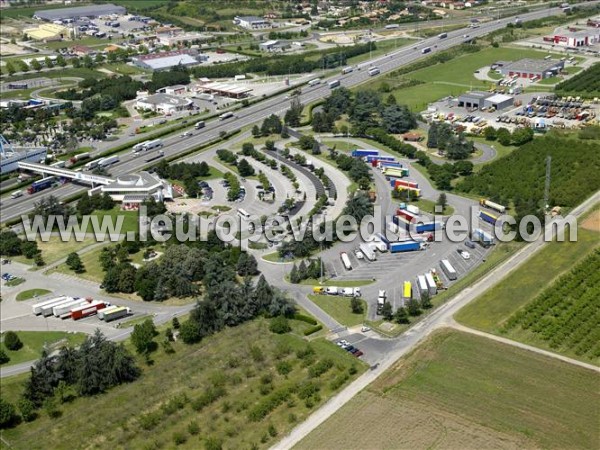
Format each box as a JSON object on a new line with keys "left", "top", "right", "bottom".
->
{"left": 28, "top": 176, "right": 55, "bottom": 194}
{"left": 351, "top": 149, "right": 379, "bottom": 158}
{"left": 389, "top": 241, "right": 420, "bottom": 253}
{"left": 415, "top": 221, "right": 443, "bottom": 233}
{"left": 393, "top": 215, "right": 411, "bottom": 230}
{"left": 472, "top": 228, "right": 494, "bottom": 246}
{"left": 479, "top": 210, "right": 498, "bottom": 225}
{"left": 380, "top": 161, "right": 402, "bottom": 168}
{"left": 365, "top": 155, "right": 395, "bottom": 163}
{"left": 374, "top": 232, "right": 390, "bottom": 247}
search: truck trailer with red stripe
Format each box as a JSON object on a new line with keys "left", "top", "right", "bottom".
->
{"left": 71, "top": 301, "right": 108, "bottom": 320}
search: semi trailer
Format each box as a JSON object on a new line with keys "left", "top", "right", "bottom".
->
{"left": 28, "top": 177, "right": 55, "bottom": 194}
{"left": 440, "top": 259, "right": 457, "bottom": 280}
{"left": 389, "top": 241, "right": 420, "bottom": 253}
{"left": 479, "top": 210, "right": 498, "bottom": 225}
{"left": 479, "top": 198, "right": 506, "bottom": 214}
{"left": 359, "top": 242, "right": 377, "bottom": 261}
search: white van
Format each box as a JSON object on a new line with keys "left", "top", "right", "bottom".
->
{"left": 10, "top": 190, "right": 23, "bottom": 199}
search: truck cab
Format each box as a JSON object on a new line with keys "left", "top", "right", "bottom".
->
{"left": 312, "top": 286, "right": 325, "bottom": 295}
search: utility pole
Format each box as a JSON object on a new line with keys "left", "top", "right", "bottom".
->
{"left": 544, "top": 155, "right": 551, "bottom": 213}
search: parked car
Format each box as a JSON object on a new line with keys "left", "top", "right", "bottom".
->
{"left": 354, "top": 350, "right": 364, "bottom": 357}
{"left": 465, "top": 240, "right": 475, "bottom": 249}
{"left": 355, "top": 250, "right": 364, "bottom": 260}
{"left": 461, "top": 251, "right": 471, "bottom": 260}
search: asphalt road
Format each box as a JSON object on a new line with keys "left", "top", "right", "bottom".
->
{"left": 2, "top": 2, "right": 588, "bottom": 224}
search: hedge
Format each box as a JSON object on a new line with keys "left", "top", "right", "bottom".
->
{"left": 293, "top": 313, "right": 318, "bottom": 325}
{"left": 303, "top": 325, "right": 323, "bottom": 336}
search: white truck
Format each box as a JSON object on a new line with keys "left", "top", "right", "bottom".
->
{"left": 340, "top": 287, "right": 361, "bottom": 298}
{"left": 359, "top": 242, "right": 377, "bottom": 261}
{"left": 325, "top": 286, "right": 339, "bottom": 295}
{"left": 32, "top": 296, "right": 67, "bottom": 315}
{"left": 10, "top": 190, "right": 23, "bottom": 199}
{"left": 53, "top": 299, "right": 88, "bottom": 317}
{"left": 377, "top": 290, "right": 387, "bottom": 314}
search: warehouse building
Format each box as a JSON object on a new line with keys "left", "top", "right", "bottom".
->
{"left": 499, "top": 58, "right": 564, "bottom": 80}
{"left": 33, "top": 4, "right": 126, "bottom": 22}
{"left": 196, "top": 82, "right": 253, "bottom": 99}
{"left": 233, "top": 16, "right": 271, "bottom": 29}
{"left": 457, "top": 91, "right": 490, "bottom": 109}
{"left": 135, "top": 93, "right": 192, "bottom": 114}
{"left": 158, "top": 32, "right": 213, "bottom": 47}
{"left": 482, "top": 93, "right": 513, "bottom": 111}
{"left": 549, "top": 29, "right": 600, "bottom": 47}
{"left": 97, "top": 172, "right": 173, "bottom": 205}
{"left": 259, "top": 40, "right": 291, "bottom": 52}
{"left": 132, "top": 50, "right": 206, "bottom": 71}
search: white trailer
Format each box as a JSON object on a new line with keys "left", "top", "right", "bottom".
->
{"left": 98, "top": 305, "right": 119, "bottom": 320}
{"left": 340, "top": 252, "right": 352, "bottom": 271}
{"left": 98, "top": 155, "right": 119, "bottom": 167}
{"left": 440, "top": 259, "right": 457, "bottom": 280}
{"left": 41, "top": 297, "right": 77, "bottom": 317}
{"left": 359, "top": 242, "right": 377, "bottom": 261}
{"left": 84, "top": 159, "right": 100, "bottom": 171}
{"left": 32, "top": 296, "right": 67, "bottom": 315}
{"left": 417, "top": 275, "right": 428, "bottom": 296}
{"left": 133, "top": 141, "right": 150, "bottom": 154}
{"left": 53, "top": 299, "right": 88, "bottom": 317}
{"left": 102, "top": 306, "right": 131, "bottom": 322}
{"left": 425, "top": 272, "right": 437, "bottom": 296}
{"left": 325, "top": 286, "right": 339, "bottom": 295}
{"left": 340, "top": 287, "right": 361, "bottom": 297}
{"left": 143, "top": 139, "right": 163, "bottom": 151}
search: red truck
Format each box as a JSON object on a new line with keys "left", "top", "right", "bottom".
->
{"left": 70, "top": 301, "right": 108, "bottom": 320}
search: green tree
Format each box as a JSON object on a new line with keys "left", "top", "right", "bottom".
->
{"left": 44, "top": 56, "right": 54, "bottom": 69}
{"left": 381, "top": 104, "right": 417, "bottom": 134}
{"left": 3, "top": 331, "right": 22, "bottom": 351}
{"left": 381, "top": 302, "right": 393, "bottom": 321}
{"left": 269, "top": 316, "right": 291, "bottom": 334}
{"left": 265, "top": 140, "right": 275, "bottom": 151}
{"left": 406, "top": 298, "right": 421, "bottom": 316}
{"left": 0, "top": 349, "right": 9, "bottom": 365}
{"left": 483, "top": 126, "right": 497, "bottom": 141}
{"left": 0, "top": 398, "right": 18, "bottom": 428}
{"left": 496, "top": 127, "right": 512, "bottom": 146}
{"left": 18, "top": 397, "right": 36, "bottom": 422}
{"left": 342, "top": 192, "right": 373, "bottom": 223}
{"left": 131, "top": 319, "right": 158, "bottom": 355}
{"left": 350, "top": 297, "right": 363, "bottom": 314}
{"left": 56, "top": 54, "right": 67, "bottom": 67}
{"left": 5, "top": 61, "right": 16, "bottom": 76}
{"left": 252, "top": 125, "right": 261, "bottom": 137}
{"left": 436, "top": 193, "right": 447, "bottom": 211}
{"left": 420, "top": 291, "right": 432, "bottom": 309}
{"left": 394, "top": 307, "right": 410, "bottom": 324}
{"left": 30, "top": 59, "right": 42, "bottom": 72}
{"left": 66, "top": 252, "right": 84, "bottom": 273}
{"left": 72, "top": 57, "right": 81, "bottom": 68}
{"left": 237, "top": 158, "right": 255, "bottom": 177}
{"left": 0, "top": 230, "right": 23, "bottom": 256}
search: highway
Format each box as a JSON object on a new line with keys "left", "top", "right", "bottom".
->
{"left": 2, "top": 2, "right": 590, "bottom": 224}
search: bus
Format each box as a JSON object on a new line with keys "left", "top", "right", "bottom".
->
{"left": 142, "top": 139, "right": 163, "bottom": 151}
{"left": 328, "top": 79, "right": 340, "bottom": 89}
{"left": 237, "top": 208, "right": 251, "bottom": 220}
{"left": 308, "top": 78, "right": 321, "bottom": 86}
{"left": 219, "top": 111, "right": 234, "bottom": 120}
{"left": 440, "top": 259, "right": 457, "bottom": 280}
{"left": 340, "top": 252, "right": 352, "bottom": 271}
{"left": 368, "top": 67, "right": 380, "bottom": 76}
{"left": 422, "top": 47, "right": 431, "bottom": 54}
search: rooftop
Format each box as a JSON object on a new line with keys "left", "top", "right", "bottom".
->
{"left": 135, "top": 51, "right": 200, "bottom": 70}
{"left": 485, "top": 93, "right": 513, "bottom": 103}
{"left": 199, "top": 82, "right": 253, "bottom": 95}
{"left": 458, "top": 91, "right": 490, "bottom": 100}
{"left": 34, "top": 4, "right": 126, "bottom": 21}
{"left": 236, "top": 16, "right": 266, "bottom": 22}
{"left": 502, "top": 58, "right": 563, "bottom": 73}
{"left": 137, "top": 93, "right": 192, "bottom": 107}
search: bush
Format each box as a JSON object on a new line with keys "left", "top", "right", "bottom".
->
{"left": 0, "top": 398, "right": 19, "bottom": 429}
{"left": 293, "top": 313, "right": 317, "bottom": 325}
{"left": 3, "top": 331, "right": 22, "bottom": 351}
{"left": 269, "top": 316, "right": 291, "bottom": 334}
{"left": 0, "top": 349, "right": 9, "bottom": 365}
{"left": 173, "top": 431, "right": 187, "bottom": 445}
{"left": 303, "top": 324, "right": 323, "bottom": 336}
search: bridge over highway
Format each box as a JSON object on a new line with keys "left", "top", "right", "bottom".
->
{"left": 17, "top": 162, "right": 114, "bottom": 186}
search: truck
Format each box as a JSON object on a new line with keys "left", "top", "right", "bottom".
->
{"left": 389, "top": 241, "right": 420, "bottom": 253}
{"left": 133, "top": 141, "right": 149, "bottom": 154}
{"left": 340, "top": 252, "right": 352, "bottom": 270}
{"left": 374, "top": 232, "right": 390, "bottom": 247}
{"left": 368, "top": 67, "right": 380, "bottom": 76}
{"left": 41, "top": 297, "right": 77, "bottom": 317}
{"left": 479, "top": 210, "right": 498, "bottom": 225}
{"left": 396, "top": 209, "right": 417, "bottom": 222}
{"left": 341, "top": 66, "right": 354, "bottom": 74}
{"left": 97, "top": 305, "right": 119, "bottom": 320}
{"left": 382, "top": 167, "right": 409, "bottom": 178}
{"left": 340, "top": 287, "right": 361, "bottom": 298}
{"left": 84, "top": 159, "right": 100, "bottom": 170}
{"left": 415, "top": 221, "right": 443, "bottom": 234}
{"left": 392, "top": 179, "right": 419, "bottom": 190}
{"left": 351, "top": 149, "right": 378, "bottom": 158}
{"left": 417, "top": 275, "right": 428, "bottom": 296}
{"left": 308, "top": 78, "right": 321, "bottom": 86}
{"left": 53, "top": 299, "right": 89, "bottom": 317}
{"left": 32, "top": 296, "right": 67, "bottom": 315}
{"left": 51, "top": 160, "right": 66, "bottom": 168}
{"left": 430, "top": 269, "right": 445, "bottom": 290}
{"left": 422, "top": 47, "right": 431, "bottom": 54}
{"left": 219, "top": 111, "right": 234, "bottom": 120}
{"left": 70, "top": 152, "right": 90, "bottom": 163}
{"left": 142, "top": 139, "right": 163, "bottom": 151}
{"left": 379, "top": 161, "right": 402, "bottom": 170}
{"left": 27, "top": 176, "right": 54, "bottom": 194}
{"left": 325, "top": 286, "right": 339, "bottom": 295}
{"left": 377, "top": 290, "right": 387, "bottom": 314}
{"left": 102, "top": 306, "right": 131, "bottom": 322}
{"left": 406, "top": 204, "right": 420, "bottom": 215}
{"left": 71, "top": 301, "right": 108, "bottom": 320}
{"left": 195, "top": 120, "right": 206, "bottom": 129}
{"left": 312, "top": 286, "right": 325, "bottom": 295}
{"left": 425, "top": 272, "right": 437, "bottom": 296}
{"left": 328, "top": 79, "right": 341, "bottom": 89}
{"left": 393, "top": 215, "right": 411, "bottom": 230}
{"left": 402, "top": 281, "right": 412, "bottom": 300}
{"left": 440, "top": 259, "right": 457, "bottom": 280}
{"left": 472, "top": 228, "right": 494, "bottom": 247}
{"left": 479, "top": 198, "right": 506, "bottom": 214}
{"left": 10, "top": 190, "right": 23, "bottom": 199}
{"left": 359, "top": 242, "right": 377, "bottom": 261}
{"left": 98, "top": 155, "right": 119, "bottom": 167}
{"left": 438, "top": 32, "right": 447, "bottom": 39}
{"left": 365, "top": 155, "right": 395, "bottom": 163}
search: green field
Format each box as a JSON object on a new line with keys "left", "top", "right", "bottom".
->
{"left": 296, "top": 330, "right": 600, "bottom": 450}
{"left": 51, "top": 243, "right": 109, "bottom": 283}
{"left": 0, "top": 319, "right": 365, "bottom": 450}
{"left": 308, "top": 295, "right": 366, "bottom": 328}
{"left": 1, "top": 331, "right": 86, "bottom": 367}
{"left": 456, "top": 210, "right": 600, "bottom": 362}
{"left": 13, "top": 235, "right": 97, "bottom": 267}
{"left": 15, "top": 289, "right": 52, "bottom": 301}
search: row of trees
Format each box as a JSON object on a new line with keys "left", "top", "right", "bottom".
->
{"left": 483, "top": 125, "right": 533, "bottom": 146}
{"left": 289, "top": 259, "right": 323, "bottom": 283}
{"left": 0, "top": 230, "right": 43, "bottom": 266}
{"left": 427, "top": 122, "right": 475, "bottom": 160}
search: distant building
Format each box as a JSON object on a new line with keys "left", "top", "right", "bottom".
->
{"left": 258, "top": 40, "right": 291, "bottom": 52}
{"left": 34, "top": 3, "right": 126, "bottom": 22}
{"left": 132, "top": 49, "right": 206, "bottom": 71}
{"left": 99, "top": 172, "right": 173, "bottom": 205}
{"left": 195, "top": 81, "right": 252, "bottom": 99}
{"left": 25, "top": 23, "right": 69, "bottom": 41}
{"left": 500, "top": 58, "right": 564, "bottom": 80}
{"left": 456, "top": 91, "right": 514, "bottom": 110}
{"left": 71, "top": 45, "right": 93, "bottom": 56}
{"left": 135, "top": 93, "right": 192, "bottom": 114}
{"left": 158, "top": 85, "right": 187, "bottom": 96}
{"left": 157, "top": 32, "right": 213, "bottom": 47}
{"left": 549, "top": 29, "right": 600, "bottom": 47}
{"left": 0, "top": 136, "right": 47, "bottom": 175}
{"left": 233, "top": 16, "right": 271, "bottom": 30}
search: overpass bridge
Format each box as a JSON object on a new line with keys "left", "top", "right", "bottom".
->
{"left": 17, "top": 162, "right": 114, "bottom": 186}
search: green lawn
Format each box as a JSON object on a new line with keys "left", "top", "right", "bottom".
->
{"left": 1, "top": 331, "right": 86, "bottom": 367}
{"left": 308, "top": 295, "right": 366, "bottom": 328}
{"left": 0, "top": 319, "right": 365, "bottom": 450}
{"left": 4, "top": 68, "right": 105, "bottom": 82}
{"left": 404, "top": 198, "right": 454, "bottom": 216}
{"left": 471, "top": 136, "right": 516, "bottom": 163}
{"left": 15, "top": 289, "right": 52, "bottom": 301}
{"left": 296, "top": 329, "right": 600, "bottom": 450}
{"left": 5, "top": 277, "right": 25, "bottom": 287}
{"left": 89, "top": 208, "right": 140, "bottom": 235}
{"left": 52, "top": 243, "right": 109, "bottom": 283}
{"left": 297, "top": 279, "right": 374, "bottom": 288}
{"left": 13, "top": 236, "right": 97, "bottom": 267}
{"left": 456, "top": 219, "right": 600, "bottom": 338}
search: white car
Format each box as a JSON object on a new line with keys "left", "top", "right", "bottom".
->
{"left": 461, "top": 251, "right": 471, "bottom": 260}
{"left": 180, "top": 131, "right": 192, "bottom": 137}
{"left": 355, "top": 250, "right": 364, "bottom": 260}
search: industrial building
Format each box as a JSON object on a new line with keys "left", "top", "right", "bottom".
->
{"left": 259, "top": 40, "right": 291, "bottom": 52}
{"left": 132, "top": 50, "right": 206, "bottom": 71}
{"left": 457, "top": 92, "right": 513, "bottom": 110}
{"left": 157, "top": 32, "right": 213, "bottom": 47}
{"left": 135, "top": 93, "right": 193, "bottom": 114}
{"left": 233, "top": 16, "right": 271, "bottom": 30}
{"left": 195, "top": 82, "right": 253, "bottom": 99}
{"left": 33, "top": 4, "right": 126, "bottom": 22}
{"left": 0, "top": 136, "right": 47, "bottom": 175}
{"left": 499, "top": 58, "right": 565, "bottom": 80}
{"left": 548, "top": 29, "right": 600, "bottom": 47}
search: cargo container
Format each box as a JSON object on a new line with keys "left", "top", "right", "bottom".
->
{"left": 71, "top": 301, "right": 107, "bottom": 320}
{"left": 328, "top": 79, "right": 341, "bottom": 89}
{"left": 102, "top": 306, "right": 131, "bottom": 322}
{"left": 479, "top": 198, "right": 506, "bottom": 214}
{"left": 41, "top": 297, "right": 77, "bottom": 317}
{"left": 415, "top": 221, "right": 443, "bottom": 233}
{"left": 98, "top": 155, "right": 119, "bottom": 167}
{"left": 351, "top": 149, "right": 378, "bottom": 158}
{"left": 97, "top": 305, "right": 119, "bottom": 320}
{"left": 32, "top": 296, "right": 67, "bottom": 315}
{"left": 365, "top": 155, "right": 395, "bottom": 163}
{"left": 396, "top": 209, "right": 417, "bottom": 222}
{"left": 53, "top": 299, "right": 89, "bottom": 317}
{"left": 382, "top": 167, "right": 409, "bottom": 178}
{"left": 425, "top": 273, "right": 437, "bottom": 295}
{"left": 417, "top": 275, "right": 428, "bottom": 295}
{"left": 379, "top": 161, "right": 402, "bottom": 169}
{"left": 28, "top": 176, "right": 55, "bottom": 194}
{"left": 368, "top": 67, "right": 380, "bottom": 76}
{"left": 402, "top": 281, "right": 412, "bottom": 299}
{"left": 377, "top": 290, "right": 387, "bottom": 314}
{"left": 359, "top": 242, "right": 377, "bottom": 261}
{"left": 472, "top": 228, "right": 494, "bottom": 247}
{"left": 479, "top": 210, "right": 498, "bottom": 225}
{"left": 389, "top": 241, "right": 420, "bottom": 253}
{"left": 195, "top": 120, "right": 206, "bottom": 129}
{"left": 340, "top": 252, "right": 352, "bottom": 270}
{"left": 340, "top": 288, "right": 361, "bottom": 297}
{"left": 393, "top": 215, "right": 411, "bottom": 230}
{"left": 440, "top": 259, "right": 457, "bottom": 280}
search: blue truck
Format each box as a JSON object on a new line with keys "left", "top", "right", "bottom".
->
{"left": 28, "top": 176, "right": 55, "bottom": 194}
{"left": 351, "top": 149, "right": 379, "bottom": 158}
{"left": 389, "top": 241, "right": 420, "bottom": 253}
{"left": 415, "top": 221, "right": 443, "bottom": 233}
{"left": 479, "top": 210, "right": 498, "bottom": 225}
{"left": 472, "top": 228, "right": 494, "bottom": 247}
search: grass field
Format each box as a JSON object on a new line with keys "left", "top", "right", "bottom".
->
{"left": 13, "top": 235, "right": 97, "bottom": 267}
{"left": 1, "top": 331, "right": 86, "bottom": 367}
{"left": 406, "top": 198, "right": 454, "bottom": 215}
{"left": 51, "top": 243, "right": 109, "bottom": 283}
{"left": 15, "top": 289, "right": 52, "bottom": 301}
{"left": 456, "top": 209, "right": 600, "bottom": 362}
{"left": 296, "top": 329, "right": 600, "bottom": 450}
{"left": 0, "top": 319, "right": 365, "bottom": 450}
{"left": 308, "top": 295, "right": 366, "bottom": 328}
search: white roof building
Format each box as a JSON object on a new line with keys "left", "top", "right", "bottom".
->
{"left": 233, "top": 16, "right": 271, "bottom": 29}
{"left": 136, "top": 93, "right": 192, "bottom": 113}
{"left": 99, "top": 172, "right": 173, "bottom": 203}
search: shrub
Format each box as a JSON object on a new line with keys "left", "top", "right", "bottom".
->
{"left": 269, "top": 316, "right": 291, "bottom": 334}
{"left": 0, "top": 398, "right": 19, "bottom": 429}
{"left": 0, "top": 349, "right": 9, "bottom": 365}
{"left": 188, "top": 421, "right": 200, "bottom": 435}
{"left": 293, "top": 313, "right": 317, "bottom": 325}
{"left": 276, "top": 360, "right": 293, "bottom": 376}
{"left": 3, "top": 331, "right": 22, "bottom": 351}
{"left": 303, "top": 324, "right": 323, "bottom": 336}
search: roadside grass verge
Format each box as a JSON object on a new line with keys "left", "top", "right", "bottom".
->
{"left": 308, "top": 294, "right": 367, "bottom": 328}
{"left": 15, "top": 289, "right": 52, "bottom": 301}
{"left": 13, "top": 235, "right": 97, "bottom": 267}
{"left": 1, "top": 331, "right": 86, "bottom": 367}
{"left": 295, "top": 329, "right": 600, "bottom": 450}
